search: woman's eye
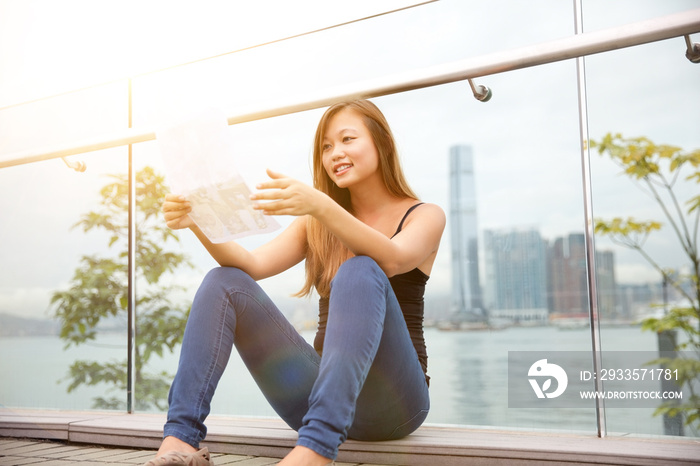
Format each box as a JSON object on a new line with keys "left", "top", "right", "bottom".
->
{"left": 322, "top": 144, "right": 332, "bottom": 151}
{"left": 343, "top": 136, "right": 354, "bottom": 143}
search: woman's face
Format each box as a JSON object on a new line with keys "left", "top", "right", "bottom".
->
{"left": 321, "top": 108, "right": 380, "bottom": 190}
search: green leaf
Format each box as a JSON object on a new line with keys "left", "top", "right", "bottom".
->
{"left": 687, "top": 195, "right": 700, "bottom": 214}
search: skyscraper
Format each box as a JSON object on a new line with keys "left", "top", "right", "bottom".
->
{"left": 483, "top": 229, "right": 548, "bottom": 311}
{"left": 449, "top": 145, "right": 482, "bottom": 317}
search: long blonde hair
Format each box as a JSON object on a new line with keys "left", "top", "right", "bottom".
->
{"left": 296, "top": 99, "right": 418, "bottom": 298}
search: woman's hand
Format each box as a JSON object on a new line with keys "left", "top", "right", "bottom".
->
{"left": 251, "top": 169, "right": 330, "bottom": 217}
{"left": 162, "top": 194, "right": 194, "bottom": 230}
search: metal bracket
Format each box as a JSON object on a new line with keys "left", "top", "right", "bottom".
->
{"left": 468, "top": 78, "right": 492, "bottom": 102}
{"left": 685, "top": 35, "right": 700, "bottom": 63}
{"left": 61, "top": 156, "right": 86, "bottom": 172}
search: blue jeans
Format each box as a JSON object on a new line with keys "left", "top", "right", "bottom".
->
{"left": 164, "top": 256, "right": 430, "bottom": 460}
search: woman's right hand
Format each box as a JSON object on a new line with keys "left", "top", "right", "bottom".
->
{"left": 162, "top": 194, "right": 194, "bottom": 230}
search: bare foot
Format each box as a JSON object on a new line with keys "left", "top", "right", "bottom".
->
{"left": 156, "top": 435, "right": 198, "bottom": 457}
{"left": 277, "top": 445, "right": 332, "bottom": 465}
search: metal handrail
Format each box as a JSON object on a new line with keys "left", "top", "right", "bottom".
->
{"left": 1, "top": 8, "right": 699, "bottom": 169}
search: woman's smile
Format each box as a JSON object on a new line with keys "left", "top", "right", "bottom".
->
{"left": 333, "top": 163, "right": 353, "bottom": 176}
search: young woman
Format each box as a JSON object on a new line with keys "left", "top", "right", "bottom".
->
{"left": 146, "top": 99, "right": 445, "bottom": 466}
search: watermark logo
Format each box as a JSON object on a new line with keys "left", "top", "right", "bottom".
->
{"left": 528, "top": 359, "right": 568, "bottom": 399}
{"left": 510, "top": 351, "right": 685, "bottom": 408}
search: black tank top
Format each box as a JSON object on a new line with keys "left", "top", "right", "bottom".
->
{"left": 314, "top": 203, "right": 430, "bottom": 382}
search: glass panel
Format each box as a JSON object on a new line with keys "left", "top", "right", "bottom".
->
{"left": 406, "top": 70, "right": 597, "bottom": 431}
{"left": 0, "top": 72, "right": 130, "bottom": 409}
{"left": 585, "top": 0, "right": 700, "bottom": 438}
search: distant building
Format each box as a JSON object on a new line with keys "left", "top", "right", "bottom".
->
{"left": 617, "top": 283, "right": 661, "bottom": 320}
{"left": 546, "top": 233, "right": 618, "bottom": 319}
{"left": 595, "top": 249, "right": 617, "bottom": 319}
{"left": 483, "top": 229, "right": 548, "bottom": 312}
{"left": 488, "top": 308, "right": 549, "bottom": 326}
{"left": 449, "top": 145, "right": 483, "bottom": 318}
{"left": 548, "top": 233, "right": 588, "bottom": 315}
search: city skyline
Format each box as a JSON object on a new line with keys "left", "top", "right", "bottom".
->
{"left": 446, "top": 144, "right": 620, "bottom": 326}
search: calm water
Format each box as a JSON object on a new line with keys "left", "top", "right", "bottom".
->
{"left": 0, "top": 325, "right": 688, "bottom": 437}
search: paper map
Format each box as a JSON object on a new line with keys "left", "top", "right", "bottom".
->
{"left": 156, "top": 108, "right": 280, "bottom": 243}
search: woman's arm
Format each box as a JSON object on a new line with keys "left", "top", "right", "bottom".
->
{"left": 162, "top": 194, "right": 307, "bottom": 280}
{"left": 251, "top": 171, "right": 445, "bottom": 277}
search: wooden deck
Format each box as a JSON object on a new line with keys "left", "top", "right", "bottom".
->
{"left": 1, "top": 408, "right": 699, "bottom": 465}
{"left": 0, "top": 438, "right": 286, "bottom": 465}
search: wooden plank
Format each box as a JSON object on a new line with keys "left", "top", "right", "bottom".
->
{"left": 0, "top": 442, "right": 66, "bottom": 455}
{"left": 50, "top": 447, "right": 110, "bottom": 459}
{"left": 2, "top": 409, "right": 699, "bottom": 466}
{"left": 0, "top": 457, "right": 40, "bottom": 466}
{"left": 227, "top": 457, "right": 281, "bottom": 466}
{"left": 23, "top": 460, "right": 75, "bottom": 466}
{"left": 0, "top": 439, "right": 33, "bottom": 449}
{"left": 0, "top": 409, "right": 124, "bottom": 442}
{"left": 211, "top": 455, "right": 259, "bottom": 466}
{"left": 0, "top": 440, "right": 38, "bottom": 452}
{"left": 61, "top": 448, "right": 134, "bottom": 460}
{"left": 93, "top": 449, "right": 153, "bottom": 462}
{"left": 32, "top": 445, "right": 99, "bottom": 459}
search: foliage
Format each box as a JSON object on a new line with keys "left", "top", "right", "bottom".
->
{"left": 591, "top": 133, "right": 700, "bottom": 433}
{"left": 50, "top": 166, "right": 192, "bottom": 411}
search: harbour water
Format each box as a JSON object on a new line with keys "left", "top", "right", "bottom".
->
{"left": 1, "top": 324, "right": 691, "bottom": 438}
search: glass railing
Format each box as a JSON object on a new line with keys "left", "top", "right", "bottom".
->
{"left": 586, "top": 1, "right": 700, "bottom": 437}
{"left": 1, "top": 0, "right": 698, "bottom": 441}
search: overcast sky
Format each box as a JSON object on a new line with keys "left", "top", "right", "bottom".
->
{"left": 1, "top": 0, "right": 699, "bottom": 319}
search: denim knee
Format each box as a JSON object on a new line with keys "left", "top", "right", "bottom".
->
{"left": 201, "top": 266, "right": 254, "bottom": 290}
{"left": 333, "top": 256, "right": 385, "bottom": 286}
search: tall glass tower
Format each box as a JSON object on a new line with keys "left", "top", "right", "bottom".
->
{"left": 449, "top": 145, "right": 482, "bottom": 317}
{"left": 483, "top": 229, "right": 548, "bottom": 311}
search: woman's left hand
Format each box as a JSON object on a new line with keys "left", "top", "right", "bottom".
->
{"left": 251, "top": 169, "right": 329, "bottom": 217}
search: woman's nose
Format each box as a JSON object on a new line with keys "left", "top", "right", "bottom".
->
{"left": 331, "top": 148, "right": 346, "bottom": 161}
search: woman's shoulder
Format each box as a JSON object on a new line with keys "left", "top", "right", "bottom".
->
{"left": 402, "top": 201, "right": 446, "bottom": 230}
{"left": 412, "top": 201, "right": 446, "bottom": 219}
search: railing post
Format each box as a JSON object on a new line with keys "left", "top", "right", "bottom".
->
{"left": 573, "top": 0, "right": 606, "bottom": 438}
{"left": 127, "top": 78, "right": 136, "bottom": 413}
